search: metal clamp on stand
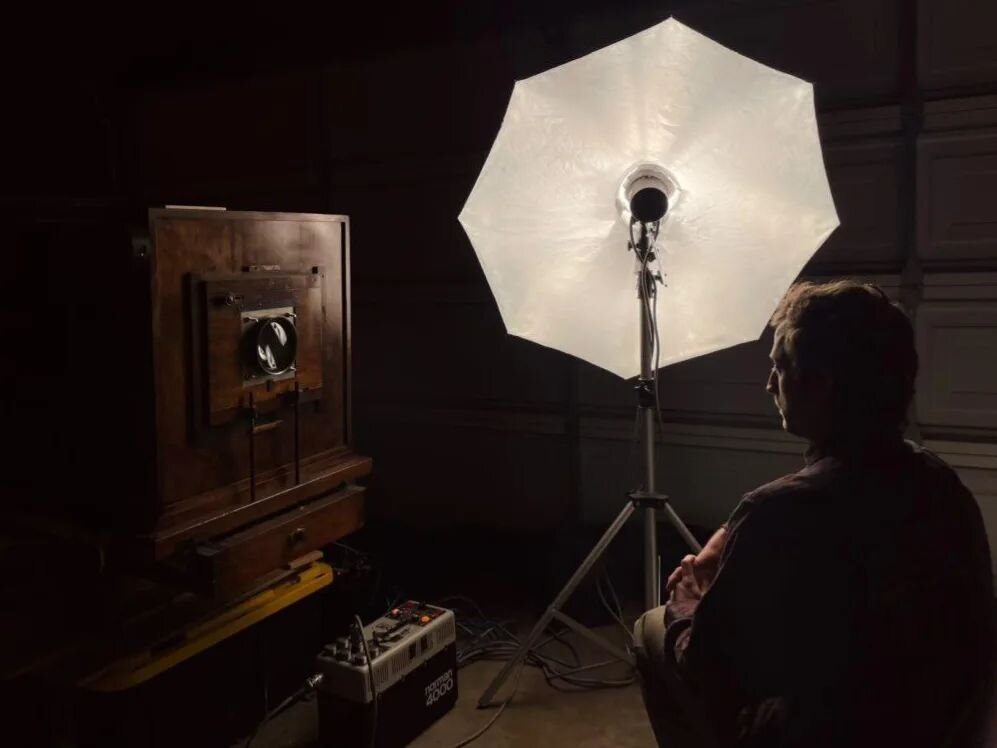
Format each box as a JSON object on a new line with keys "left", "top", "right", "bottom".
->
{"left": 634, "top": 379, "right": 656, "bottom": 409}
{"left": 628, "top": 489, "right": 670, "bottom": 509}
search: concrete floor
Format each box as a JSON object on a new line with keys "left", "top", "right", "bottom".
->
{"left": 238, "top": 623, "right": 656, "bottom": 748}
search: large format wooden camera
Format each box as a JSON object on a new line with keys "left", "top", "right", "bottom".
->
{"left": 126, "top": 207, "right": 370, "bottom": 596}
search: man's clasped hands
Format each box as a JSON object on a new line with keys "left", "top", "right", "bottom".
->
{"left": 665, "top": 527, "right": 729, "bottom": 610}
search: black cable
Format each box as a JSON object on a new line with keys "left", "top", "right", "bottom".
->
{"left": 448, "top": 661, "right": 527, "bottom": 748}
{"left": 596, "top": 572, "right": 632, "bottom": 640}
{"left": 355, "top": 613, "right": 378, "bottom": 748}
{"left": 433, "top": 595, "right": 491, "bottom": 620}
{"left": 650, "top": 270, "right": 667, "bottom": 440}
{"left": 327, "top": 542, "right": 396, "bottom": 613}
{"left": 542, "top": 665, "right": 635, "bottom": 691}
{"left": 332, "top": 541, "right": 364, "bottom": 556}
{"left": 460, "top": 642, "right": 629, "bottom": 690}
{"left": 448, "top": 598, "right": 634, "bottom": 688}
{"left": 537, "top": 626, "right": 583, "bottom": 668}
{"left": 244, "top": 677, "right": 321, "bottom": 748}
{"left": 458, "top": 628, "right": 572, "bottom": 666}
{"left": 632, "top": 218, "right": 668, "bottom": 442}
{"left": 603, "top": 572, "right": 629, "bottom": 633}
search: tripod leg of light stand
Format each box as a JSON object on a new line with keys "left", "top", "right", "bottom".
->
{"left": 661, "top": 500, "right": 702, "bottom": 555}
{"left": 477, "top": 501, "right": 637, "bottom": 708}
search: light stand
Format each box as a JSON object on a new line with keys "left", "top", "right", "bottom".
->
{"left": 477, "top": 193, "right": 702, "bottom": 709}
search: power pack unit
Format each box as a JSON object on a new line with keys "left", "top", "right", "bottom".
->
{"left": 316, "top": 602, "right": 457, "bottom": 748}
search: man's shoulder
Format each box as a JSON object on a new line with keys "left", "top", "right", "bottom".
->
{"left": 726, "top": 472, "right": 829, "bottom": 534}
{"left": 736, "top": 439, "right": 973, "bottom": 523}
{"left": 743, "top": 470, "right": 829, "bottom": 508}
{"left": 903, "top": 439, "right": 962, "bottom": 480}
{"left": 727, "top": 439, "right": 975, "bottom": 530}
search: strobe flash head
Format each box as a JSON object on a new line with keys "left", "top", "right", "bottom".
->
{"left": 630, "top": 186, "right": 668, "bottom": 223}
{"left": 617, "top": 163, "right": 679, "bottom": 225}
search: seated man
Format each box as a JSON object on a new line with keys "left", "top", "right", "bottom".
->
{"left": 634, "top": 280, "right": 996, "bottom": 748}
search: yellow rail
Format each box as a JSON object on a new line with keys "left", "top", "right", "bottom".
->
{"left": 80, "top": 562, "right": 333, "bottom": 692}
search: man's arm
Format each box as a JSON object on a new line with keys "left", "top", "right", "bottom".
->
{"left": 665, "top": 526, "right": 729, "bottom": 599}
{"left": 667, "top": 491, "right": 849, "bottom": 746}
{"left": 665, "top": 492, "right": 761, "bottom": 603}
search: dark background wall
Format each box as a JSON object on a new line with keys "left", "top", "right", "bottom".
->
{"left": 5, "top": 0, "right": 997, "bottom": 570}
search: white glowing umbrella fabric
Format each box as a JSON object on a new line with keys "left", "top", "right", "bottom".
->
{"left": 458, "top": 18, "right": 838, "bottom": 379}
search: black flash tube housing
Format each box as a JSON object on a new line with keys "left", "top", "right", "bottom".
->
{"left": 630, "top": 187, "right": 669, "bottom": 223}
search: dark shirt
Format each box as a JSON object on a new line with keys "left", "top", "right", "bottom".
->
{"left": 666, "top": 436, "right": 996, "bottom": 748}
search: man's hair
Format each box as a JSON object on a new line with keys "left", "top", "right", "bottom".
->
{"left": 770, "top": 280, "right": 918, "bottom": 433}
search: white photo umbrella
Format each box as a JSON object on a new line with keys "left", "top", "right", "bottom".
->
{"left": 459, "top": 17, "right": 838, "bottom": 379}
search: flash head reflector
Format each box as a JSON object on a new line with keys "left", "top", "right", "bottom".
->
{"left": 617, "top": 164, "right": 679, "bottom": 225}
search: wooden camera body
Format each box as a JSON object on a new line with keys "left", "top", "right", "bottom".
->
{"left": 131, "top": 207, "right": 370, "bottom": 595}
